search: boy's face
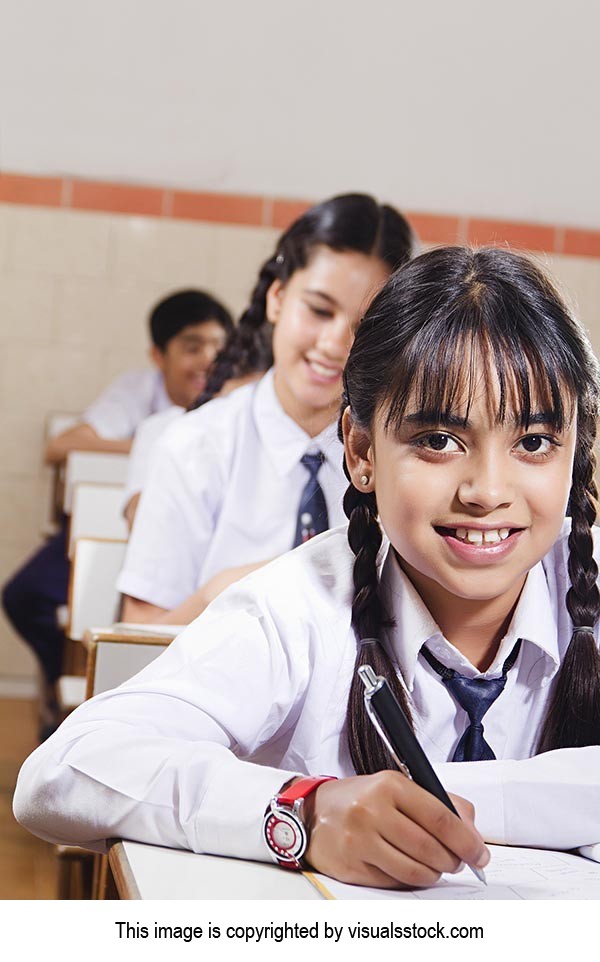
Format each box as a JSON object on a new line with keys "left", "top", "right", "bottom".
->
{"left": 151, "top": 320, "right": 228, "bottom": 408}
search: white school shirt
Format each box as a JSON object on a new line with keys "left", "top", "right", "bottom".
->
{"left": 122, "top": 405, "right": 184, "bottom": 507}
{"left": 83, "top": 369, "right": 171, "bottom": 440}
{"left": 13, "top": 520, "right": 600, "bottom": 860}
{"left": 116, "top": 369, "right": 348, "bottom": 609}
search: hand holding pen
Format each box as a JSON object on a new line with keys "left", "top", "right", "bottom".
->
{"left": 303, "top": 681, "right": 490, "bottom": 888}
{"left": 359, "top": 663, "right": 488, "bottom": 885}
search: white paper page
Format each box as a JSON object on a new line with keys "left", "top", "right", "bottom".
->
{"left": 309, "top": 845, "right": 600, "bottom": 900}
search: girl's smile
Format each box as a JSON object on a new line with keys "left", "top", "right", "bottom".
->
{"left": 435, "top": 523, "right": 525, "bottom": 564}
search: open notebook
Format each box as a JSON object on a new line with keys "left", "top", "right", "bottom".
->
{"left": 306, "top": 845, "right": 600, "bottom": 900}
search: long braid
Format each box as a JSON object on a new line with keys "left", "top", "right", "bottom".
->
{"left": 537, "top": 423, "right": 600, "bottom": 752}
{"left": 342, "top": 462, "right": 415, "bottom": 775}
{"left": 190, "top": 257, "right": 278, "bottom": 409}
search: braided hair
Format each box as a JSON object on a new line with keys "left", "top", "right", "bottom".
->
{"left": 189, "top": 193, "right": 417, "bottom": 409}
{"left": 339, "top": 246, "right": 600, "bottom": 773}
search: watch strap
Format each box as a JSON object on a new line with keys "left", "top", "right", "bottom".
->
{"left": 277, "top": 775, "right": 336, "bottom": 805}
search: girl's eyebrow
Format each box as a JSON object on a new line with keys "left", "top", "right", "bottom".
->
{"left": 403, "top": 411, "right": 470, "bottom": 428}
{"left": 303, "top": 288, "right": 338, "bottom": 305}
{"left": 401, "top": 410, "right": 559, "bottom": 429}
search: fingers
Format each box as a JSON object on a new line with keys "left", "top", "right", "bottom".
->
{"left": 380, "top": 808, "right": 464, "bottom": 875}
{"left": 387, "top": 774, "right": 489, "bottom": 869}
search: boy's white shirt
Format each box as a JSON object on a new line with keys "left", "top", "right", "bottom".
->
{"left": 117, "top": 369, "right": 348, "bottom": 608}
{"left": 83, "top": 368, "right": 172, "bottom": 439}
{"left": 13, "top": 520, "right": 600, "bottom": 861}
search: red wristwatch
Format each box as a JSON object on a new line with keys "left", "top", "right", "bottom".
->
{"left": 263, "top": 776, "right": 336, "bottom": 869}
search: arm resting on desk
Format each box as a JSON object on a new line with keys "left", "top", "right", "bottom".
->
{"left": 45, "top": 424, "right": 131, "bottom": 465}
{"left": 437, "top": 747, "right": 600, "bottom": 852}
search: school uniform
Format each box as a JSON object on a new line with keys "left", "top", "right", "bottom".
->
{"left": 117, "top": 369, "right": 348, "bottom": 610}
{"left": 83, "top": 369, "right": 172, "bottom": 439}
{"left": 122, "top": 405, "right": 184, "bottom": 508}
{"left": 1, "top": 368, "right": 172, "bottom": 686}
{"left": 13, "top": 520, "right": 600, "bottom": 862}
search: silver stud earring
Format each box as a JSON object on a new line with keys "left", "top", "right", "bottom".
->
{"left": 360, "top": 475, "right": 370, "bottom": 486}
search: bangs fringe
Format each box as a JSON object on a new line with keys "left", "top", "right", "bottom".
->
{"left": 383, "top": 307, "right": 575, "bottom": 433}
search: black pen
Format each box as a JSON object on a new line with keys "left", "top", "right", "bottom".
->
{"left": 358, "top": 664, "right": 487, "bottom": 885}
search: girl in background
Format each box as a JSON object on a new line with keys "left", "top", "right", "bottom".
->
{"left": 14, "top": 246, "right": 600, "bottom": 888}
{"left": 117, "top": 193, "right": 416, "bottom": 623}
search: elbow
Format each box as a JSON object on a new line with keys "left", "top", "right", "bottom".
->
{"left": 13, "top": 752, "right": 105, "bottom": 852}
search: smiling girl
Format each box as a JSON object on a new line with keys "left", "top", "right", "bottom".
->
{"left": 116, "top": 193, "right": 415, "bottom": 624}
{"left": 14, "top": 246, "right": 600, "bottom": 889}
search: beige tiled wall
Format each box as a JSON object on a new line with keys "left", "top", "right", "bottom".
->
{"left": 0, "top": 202, "right": 278, "bottom": 691}
{"left": 0, "top": 203, "right": 599, "bottom": 693}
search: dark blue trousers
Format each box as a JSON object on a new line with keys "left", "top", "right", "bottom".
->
{"left": 2, "top": 520, "right": 69, "bottom": 684}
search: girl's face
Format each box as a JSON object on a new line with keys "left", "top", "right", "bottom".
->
{"left": 345, "top": 362, "right": 577, "bottom": 622}
{"left": 266, "top": 246, "right": 390, "bottom": 436}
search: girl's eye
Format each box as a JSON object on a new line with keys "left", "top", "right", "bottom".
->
{"left": 415, "top": 432, "right": 461, "bottom": 453}
{"left": 515, "top": 434, "right": 556, "bottom": 456}
{"left": 307, "top": 303, "right": 334, "bottom": 319}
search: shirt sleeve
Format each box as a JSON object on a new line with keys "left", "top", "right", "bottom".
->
{"left": 83, "top": 371, "right": 153, "bottom": 439}
{"left": 12, "top": 587, "right": 307, "bottom": 858}
{"left": 436, "top": 747, "right": 600, "bottom": 851}
{"left": 122, "top": 408, "right": 182, "bottom": 507}
{"left": 116, "top": 421, "right": 223, "bottom": 609}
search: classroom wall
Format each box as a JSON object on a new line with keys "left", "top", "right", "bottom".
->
{"left": 1, "top": 0, "right": 600, "bottom": 229}
{"left": 1, "top": 192, "right": 600, "bottom": 693}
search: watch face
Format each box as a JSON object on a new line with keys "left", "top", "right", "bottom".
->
{"left": 271, "top": 820, "right": 296, "bottom": 851}
{"left": 263, "top": 807, "right": 307, "bottom": 866}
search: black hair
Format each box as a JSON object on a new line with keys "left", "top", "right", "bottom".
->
{"left": 339, "top": 245, "right": 600, "bottom": 774}
{"left": 149, "top": 289, "right": 234, "bottom": 351}
{"left": 190, "top": 193, "right": 417, "bottom": 409}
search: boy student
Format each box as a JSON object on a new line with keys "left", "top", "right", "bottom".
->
{"left": 2, "top": 289, "right": 233, "bottom": 740}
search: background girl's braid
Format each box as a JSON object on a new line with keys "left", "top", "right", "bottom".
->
{"left": 343, "top": 471, "right": 415, "bottom": 775}
{"left": 538, "top": 427, "right": 600, "bottom": 752}
{"left": 190, "top": 255, "right": 278, "bottom": 409}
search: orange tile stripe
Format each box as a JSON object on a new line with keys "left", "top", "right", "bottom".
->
{"left": 1, "top": 170, "right": 600, "bottom": 258}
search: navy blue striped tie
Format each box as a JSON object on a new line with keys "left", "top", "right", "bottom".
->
{"left": 293, "top": 452, "right": 329, "bottom": 548}
{"left": 421, "top": 640, "right": 522, "bottom": 762}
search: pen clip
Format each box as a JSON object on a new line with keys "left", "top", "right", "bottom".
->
{"left": 358, "top": 665, "right": 412, "bottom": 780}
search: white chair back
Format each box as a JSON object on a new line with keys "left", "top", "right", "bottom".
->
{"left": 89, "top": 637, "right": 169, "bottom": 697}
{"left": 68, "top": 538, "right": 127, "bottom": 641}
{"left": 68, "top": 482, "right": 128, "bottom": 557}
{"left": 63, "top": 451, "right": 129, "bottom": 514}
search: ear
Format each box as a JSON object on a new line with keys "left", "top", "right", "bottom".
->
{"left": 265, "top": 279, "right": 284, "bottom": 326}
{"left": 149, "top": 344, "right": 166, "bottom": 372}
{"left": 342, "top": 407, "right": 375, "bottom": 493}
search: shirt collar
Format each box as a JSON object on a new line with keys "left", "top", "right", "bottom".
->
{"left": 253, "top": 368, "right": 340, "bottom": 477}
{"left": 380, "top": 547, "right": 560, "bottom": 691}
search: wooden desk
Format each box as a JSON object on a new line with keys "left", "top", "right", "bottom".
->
{"left": 108, "top": 841, "right": 322, "bottom": 900}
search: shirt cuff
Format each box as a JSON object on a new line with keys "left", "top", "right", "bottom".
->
{"left": 434, "top": 760, "right": 506, "bottom": 844}
{"left": 192, "top": 758, "right": 300, "bottom": 862}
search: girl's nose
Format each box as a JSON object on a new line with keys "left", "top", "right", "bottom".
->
{"left": 457, "top": 455, "right": 514, "bottom": 511}
{"left": 317, "top": 316, "right": 353, "bottom": 361}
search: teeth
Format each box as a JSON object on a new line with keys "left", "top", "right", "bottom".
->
{"left": 466, "top": 529, "right": 483, "bottom": 544}
{"left": 309, "top": 360, "right": 339, "bottom": 378}
{"left": 483, "top": 530, "right": 501, "bottom": 543}
{"left": 452, "top": 527, "right": 513, "bottom": 544}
